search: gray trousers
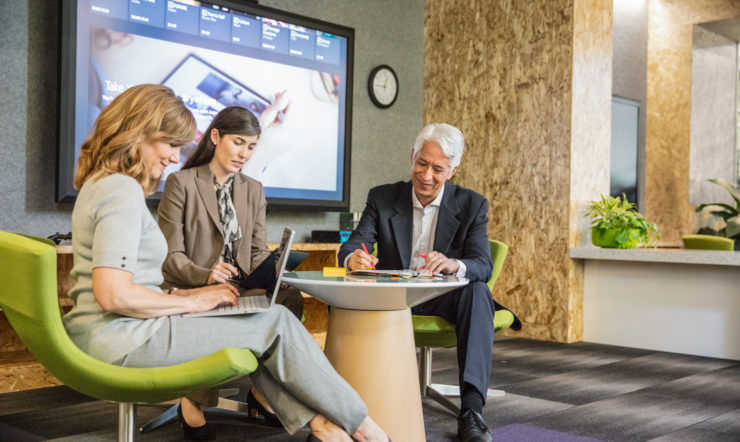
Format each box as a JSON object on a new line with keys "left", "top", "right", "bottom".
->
{"left": 118, "top": 305, "right": 367, "bottom": 435}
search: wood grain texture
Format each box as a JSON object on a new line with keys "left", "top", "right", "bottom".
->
{"left": 0, "top": 357, "right": 62, "bottom": 393}
{"left": 0, "top": 314, "right": 26, "bottom": 352}
{"left": 425, "top": 0, "right": 612, "bottom": 342}
{"left": 645, "top": 0, "right": 740, "bottom": 244}
{"left": 568, "top": 0, "right": 613, "bottom": 342}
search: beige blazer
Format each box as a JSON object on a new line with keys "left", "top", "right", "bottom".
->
{"left": 158, "top": 164, "right": 271, "bottom": 288}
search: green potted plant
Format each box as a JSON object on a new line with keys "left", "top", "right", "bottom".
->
{"left": 695, "top": 178, "right": 740, "bottom": 251}
{"left": 586, "top": 194, "right": 659, "bottom": 249}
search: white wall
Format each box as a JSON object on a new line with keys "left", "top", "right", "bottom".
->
{"left": 584, "top": 259, "right": 740, "bottom": 360}
{"left": 689, "top": 33, "right": 738, "bottom": 207}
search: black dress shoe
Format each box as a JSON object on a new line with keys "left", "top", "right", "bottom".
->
{"left": 458, "top": 408, "right": 492, "bottom": 442}
{"left": 247, "top": 389, "right": 283, "bottom": 427}
{"left": 176, "top": 403, "right": 215, "bottom": 440}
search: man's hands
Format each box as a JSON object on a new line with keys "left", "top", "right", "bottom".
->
{"left": 184, "top": 284, "right": 239, "bottom": 313}
{"left": 207, "top": 262, "right": 239, "bottom": 284}
{"left": 418, "top": 251, "right": 459, "bottom": 275}
{"left": 347, "top": 249, "right": 459, "bottom": 274}
{"left": 347, "top": 249, "right": 379, "bottom": 271}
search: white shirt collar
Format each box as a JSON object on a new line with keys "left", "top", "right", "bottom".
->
{"left": 412, "top": 183, "right": 445, "bottom": 210}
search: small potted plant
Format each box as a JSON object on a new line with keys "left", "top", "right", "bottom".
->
{"left": 694, "top": 178, "right": 740, "bottom": 251}
{"left": 586, "top": 194, "right": 659, "bottom": 249}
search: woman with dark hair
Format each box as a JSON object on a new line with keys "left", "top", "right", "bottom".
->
{"left": 157, "top": 105, "right": 306, "bottom": 431}
{"left": 65, "top": 87, "right": 388, "bottom": 442}
{"left": 158, "top": 106, "right": 301, "bottom": 311}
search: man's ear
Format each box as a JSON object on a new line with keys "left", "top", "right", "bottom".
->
{"left": 447, "top": 165, "right": 459, "bottom": 180}
{"left": 209, "top": 128, "right": 220, "bottom": 145}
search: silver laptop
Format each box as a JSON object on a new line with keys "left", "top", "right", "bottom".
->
{"left": 182, "top": 228, "right": 295, "bottom": 317}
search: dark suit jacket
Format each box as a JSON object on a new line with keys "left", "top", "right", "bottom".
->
{"left": 158, "top": 164, "right": 271, "bottom": 288}
{"left": 339, "top": 180, "right": 521, "bottom": 330}
{"left": 338, "top": 181, "right": 493, "bottom": 283}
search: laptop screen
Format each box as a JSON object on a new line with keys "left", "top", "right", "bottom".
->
{"left": 269, "top": 228, "right": 296, "bottom": 305}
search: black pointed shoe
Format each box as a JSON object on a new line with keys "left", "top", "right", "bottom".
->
{"left": 247, "top": 389, "right": 283, "bottom": 427}
{"left": 458, "top": 408, "right": 492, "bottom": 442}
{"left": 177, "top": 403, "right": 215, "bottom": 441}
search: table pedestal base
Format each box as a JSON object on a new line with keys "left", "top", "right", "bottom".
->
{"left": 324, "top": 307, "right": 425, "bottom": 442}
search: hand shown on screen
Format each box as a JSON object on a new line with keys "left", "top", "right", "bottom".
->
{"left": 258, "top": 90, "right": 290, "bottom": 129}
{"left": 242, "top": 90, "right": 294, "bottom": 181}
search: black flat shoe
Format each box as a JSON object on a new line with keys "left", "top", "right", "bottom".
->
{"left": 247, "top": 389, "right": 283, "bottom": 427}
{"left": 177, "top": 403, "right": 215, "bottom": 441}
{"left": 457, "top": 408, "right": 492, "bottom": 442}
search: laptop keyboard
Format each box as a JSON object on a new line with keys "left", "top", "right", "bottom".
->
{"left": 218, "top": 295, "right": 270, "bottom": 313}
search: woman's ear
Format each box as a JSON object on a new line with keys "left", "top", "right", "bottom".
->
{"left": 209, "top": 128, "right": 220, "bottom": 145}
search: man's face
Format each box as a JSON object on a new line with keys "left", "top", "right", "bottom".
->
{"left": 411, "top": 141, "right": 457, "bottom": 206}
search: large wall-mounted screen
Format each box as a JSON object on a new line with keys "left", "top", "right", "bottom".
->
{"left": 58, "top": 0, "right": 354, "bottom": 210}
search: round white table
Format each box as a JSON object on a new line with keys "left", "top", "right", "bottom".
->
{"left": 282, "top": 271, "right": 468, "bottom": 442}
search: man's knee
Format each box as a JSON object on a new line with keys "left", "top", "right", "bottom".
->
{"left": 460, "top": 281, "right": 493, "bottom": 303}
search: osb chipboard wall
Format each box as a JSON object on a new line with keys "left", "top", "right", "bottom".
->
{"left": 424, "top": 0, "right": 612, "bottom": 342}
{"left": 645, "top": 0, "right": 740, "bottom": 244}
{"left": 569, "top": 0, "right": 613, "bottom": 342}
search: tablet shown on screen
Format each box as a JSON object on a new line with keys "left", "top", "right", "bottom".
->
{"left": 58, "top": 0, "right": 354, "bottom": 210}
{"left": 161, "top": 53, "right": 271, "bottom": 147}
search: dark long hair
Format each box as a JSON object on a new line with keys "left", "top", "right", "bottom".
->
{"left": 182, "top": 106, "right": 261, "bottom": 170}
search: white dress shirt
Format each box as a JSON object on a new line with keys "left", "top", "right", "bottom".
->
{"left": 410, "top": 187, "right": 467, "bottom": 277}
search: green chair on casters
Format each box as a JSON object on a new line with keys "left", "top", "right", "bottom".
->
{"left": 413, "top": 239, "right": 515, "bottom": 414}
{"left": 0, "top": 231, "right": 259, "bottom": 441}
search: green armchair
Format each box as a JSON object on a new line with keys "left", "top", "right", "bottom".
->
{"left": 412, "top": 239, "right": 515, "bottom": 414}
{"left": 0, "top": 231, "right": 258, "bottom": 441}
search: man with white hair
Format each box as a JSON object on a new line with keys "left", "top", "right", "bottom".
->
{"left": 339, "top": 123, "right": 520, "bottom": 442}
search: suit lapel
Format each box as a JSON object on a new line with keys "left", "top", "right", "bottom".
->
{"left": 389, "top": 181, "right": 414, "bottom": 269}
{"left": 194, "top": 165, "right": 224, "bottom": 237}
{"left": 232, "top": 173, "right": 250, "bottom": 253}
{"left": 433, "top": 182, "right": 461, "bottom": 254}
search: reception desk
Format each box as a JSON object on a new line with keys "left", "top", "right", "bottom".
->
{"left": 571, "top": 247, "right": 740, "bottom": 360}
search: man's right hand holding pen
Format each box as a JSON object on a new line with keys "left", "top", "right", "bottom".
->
{"left": 347, "top": 243, "right": 379, "bottom": 271}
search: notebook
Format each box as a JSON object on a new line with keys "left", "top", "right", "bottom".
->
{"left": 182, "top": 228, "right": 296, "bottom": 317}
{"left": 347, "top": 269, "right": 445, "bottom": 278}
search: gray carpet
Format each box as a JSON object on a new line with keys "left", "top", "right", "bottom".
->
{"left": 1, "top": 338, "right": 738, "bottom": 441}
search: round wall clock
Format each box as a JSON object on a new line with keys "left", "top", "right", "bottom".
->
{"left": 368, "top": 65, "right": 399, "bottom": 109}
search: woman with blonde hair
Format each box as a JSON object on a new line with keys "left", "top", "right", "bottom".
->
{"left": 64, "top": 84, "right": 389, "bottom": 442}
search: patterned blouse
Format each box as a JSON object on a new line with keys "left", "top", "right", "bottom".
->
{"left": 213, "top": 175, "right": 242, "bottom": 274}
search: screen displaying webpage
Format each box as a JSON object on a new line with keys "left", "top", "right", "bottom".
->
{"left": 71, "top": 0, "right": 350, "bottom": 201}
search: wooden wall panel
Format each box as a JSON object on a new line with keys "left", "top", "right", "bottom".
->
{"left": 425, "top": 0, "right": 612, "bottom": 341}
{"left": 569, "top": 0, "right": 613, "bottom": 341}
{"left": 645, "top": 0, "right": 740, "bottom": 244}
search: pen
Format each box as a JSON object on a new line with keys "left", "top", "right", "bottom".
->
{"left": 361, "top": 243, "right": 376, "bottom": 270}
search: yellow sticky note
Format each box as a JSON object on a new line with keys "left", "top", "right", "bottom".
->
{"left": 323, "top": 267, "right": 346, "bottom": 277}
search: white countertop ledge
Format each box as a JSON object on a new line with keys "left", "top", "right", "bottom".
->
{"left": 569, "top": 246, "right": 740, "bottom": 267}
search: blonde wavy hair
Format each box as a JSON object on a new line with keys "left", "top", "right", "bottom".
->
{"left": 74, "top": 84, "right": 196, "bottom": 194}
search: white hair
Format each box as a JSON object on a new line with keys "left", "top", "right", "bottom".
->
{"left": 411, "top": 123, "right": 465, "bottom": 170}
